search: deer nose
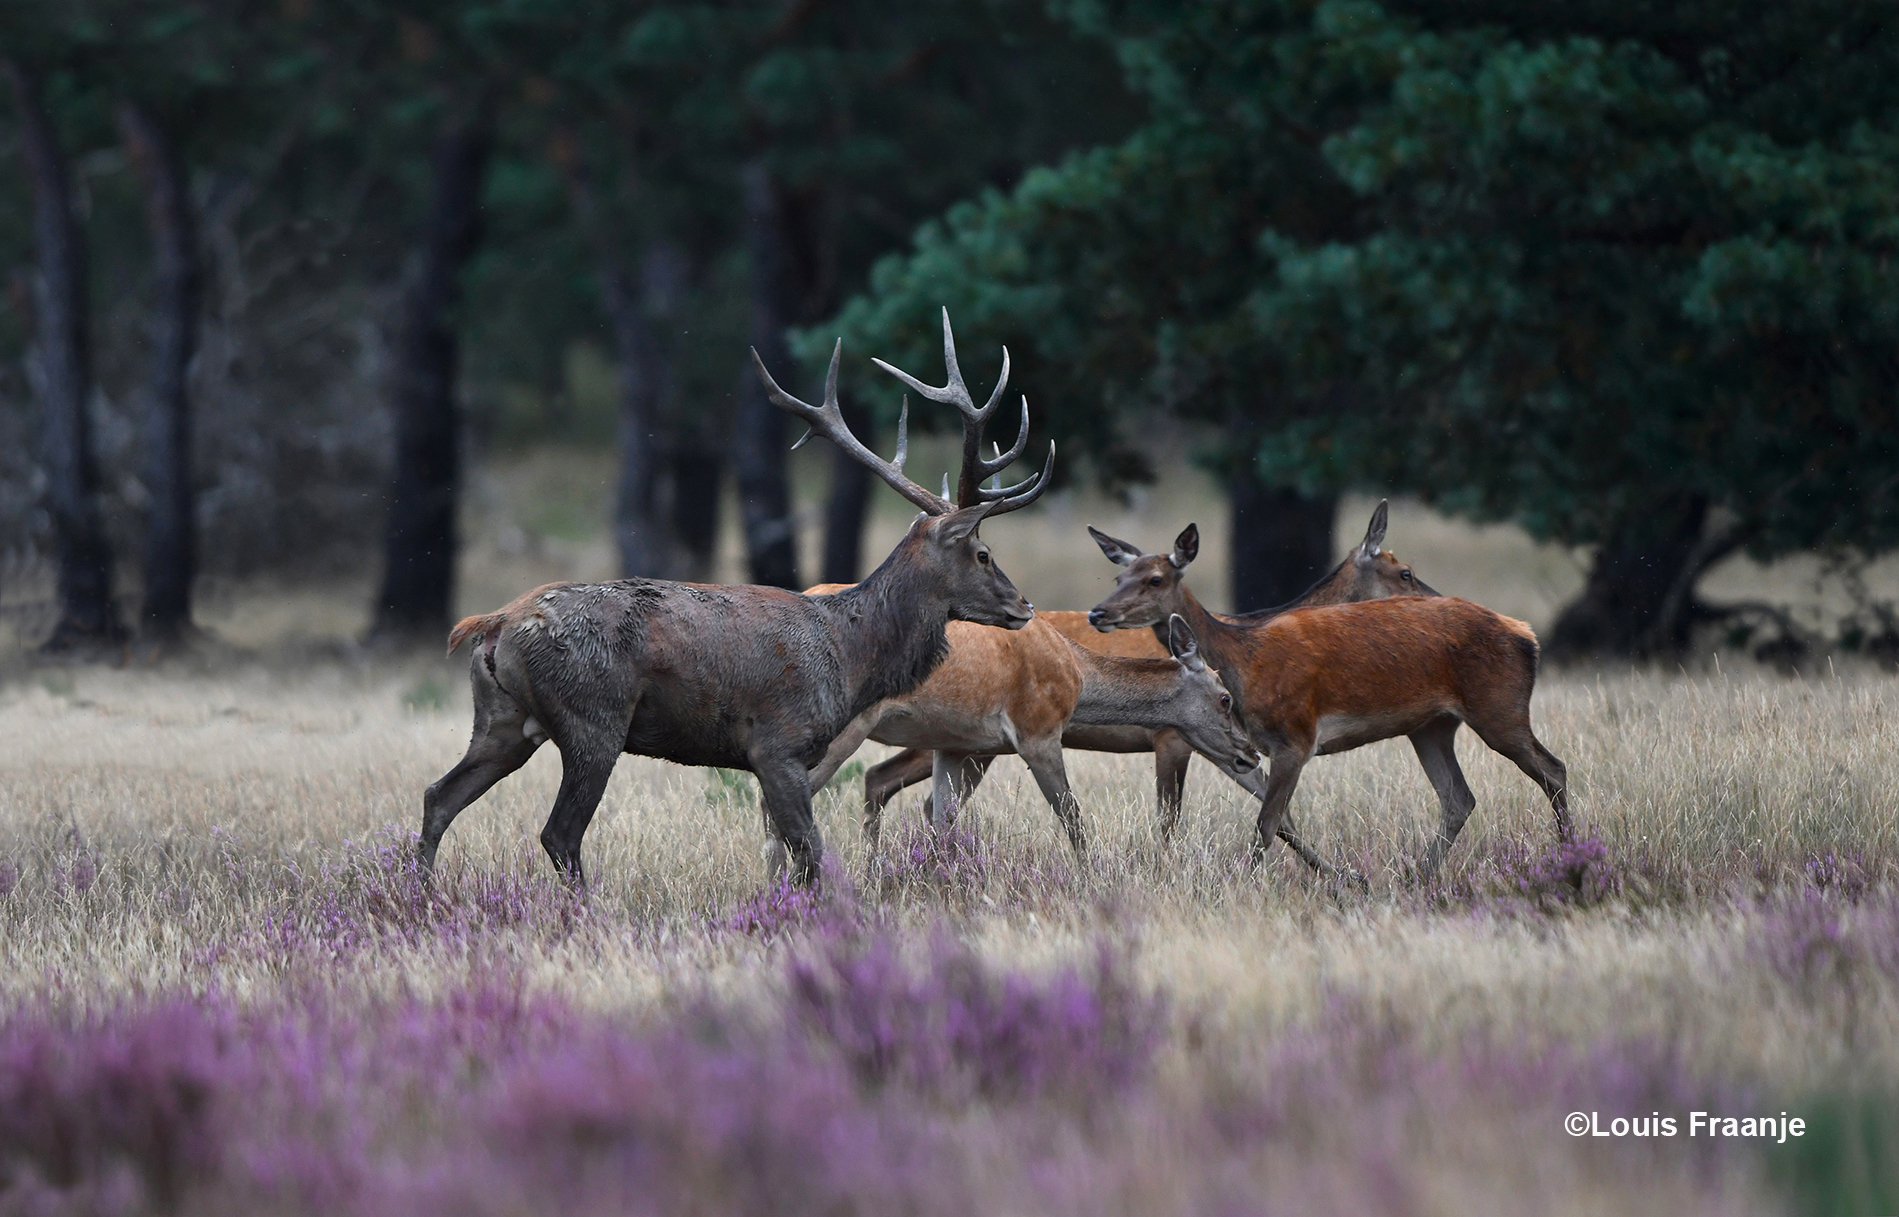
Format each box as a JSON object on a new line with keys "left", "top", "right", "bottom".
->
{"left": 1087, "top": 609, "right": 1107, "bottom": 628}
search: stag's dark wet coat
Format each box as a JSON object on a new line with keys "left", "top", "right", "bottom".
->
{"left": 423, "top": 509, "right": 1030, "bottom": 886}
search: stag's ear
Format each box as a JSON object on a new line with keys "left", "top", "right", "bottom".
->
{"left": 1088, "top": 526, "right": 1143, "bottom": 567}
{"left": 936, "top": 501, "right": 997, "bottom": 545}
{"left": 1355, "top": 500, "right": 1389, "bottom": 567}
{"left": 1167, "top": 614, "right": 1205, "bottom": 669}
{"left": 1170, "top": 523, "right": 1199, "bottom": 570}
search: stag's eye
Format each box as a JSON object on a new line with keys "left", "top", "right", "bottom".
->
{"left": 1220, "top": 694, "right": 1231, "bottom": 710}
{"left": 1400, "top": 569, "right": 1413, "bottom": 581}
{"left": 976, "top": 550, "right": 991, "bottom": 565}
{"left": 1148, "top": 575, "right": 1163, "bottom": 587}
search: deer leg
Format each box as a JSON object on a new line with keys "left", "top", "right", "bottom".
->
{"left": 1411, "top": 717, "right": 1478, "bottom": 878}
{"left": 930, "top": 751, "right": 993, "bottom": 831}
{"left": 763, "top": 708, "right": 882, "bottom": 878}
{"left": 1018, "top": 737, "right": 1086, "bottom": 858}
{"left": 1469, "top": 721, "right": 1572, "bottom": 845}
{"left": 421, "top": 664, "right": 544, "bottom": 874}
{"left": 863, "top": 748, "right": 936, "bottom": 845}
{"left": 1152, "top": 727, "right": 1193, "bottom": 840}
{"left": 1222, "top": 763, "right": 1345, "bottom": 880}
{"left": 419, "top": 731, "right": 541, "bottom": 874}
{"left": 1249, "top": 744, "right": 1310, "bottom": 870}
{"left": 537, "top": 740, "right": 620, "bottom": 888}
{"left": 919, "top": 752, "right": 1001, "bottom": 827}
{"left": 755, "top": 756, "right": 825, "bottom": 888}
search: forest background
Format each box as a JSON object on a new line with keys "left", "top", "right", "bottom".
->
{"left": 3, "top": 0, "right": 1898, "bottom": 661}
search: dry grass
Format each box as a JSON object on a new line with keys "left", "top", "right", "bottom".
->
{"left": 2, "top": 449, "right": 1897, "bottom": 1212}
{"left": 2, "top": 659, "right": 1894, "bottom": 1040}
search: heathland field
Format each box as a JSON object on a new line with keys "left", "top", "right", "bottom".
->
{"left": 2, "top": 473, "right": 1897, "bottom": 1215}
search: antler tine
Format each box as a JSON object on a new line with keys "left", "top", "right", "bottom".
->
{"left": 751, "top": 340, "right": 951, "bottom": 516}
{"left": 870, "top": 308, "right": 1004, "bottom": 420}
{"left": 870, "top": 309, "right": 1019, "bottom": 507}
{"left": 972, "top": 391, "right": 1063, "bottom": 508}
{"left": 978, "top": 438, "right": 1056, "bottom": 514}
{"left": 975, "top": 395, "right": 1031, "bottom": 477}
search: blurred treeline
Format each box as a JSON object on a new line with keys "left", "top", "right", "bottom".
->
{"left": 3, "top": 1, "right": 1898, "bottom": 659}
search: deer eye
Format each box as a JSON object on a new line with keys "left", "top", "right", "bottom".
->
{"left": 1148, "top": 575, "right": 1163, "bottom": 587}
{"left": 1220, "top": 694, "right": 1231, "bottom": 710}
{"left": 1400, "top": 569, "right": 1413, "bottom": 581}
{"left": 977, "top": 550, "right": 991, "bottom": 565}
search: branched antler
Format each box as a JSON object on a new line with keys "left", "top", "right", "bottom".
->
{"left": 752, "top": 339, "right": 952, "bottom": 516}
{"left": 872, "top": 308, "right": 1053, "bottom": 514}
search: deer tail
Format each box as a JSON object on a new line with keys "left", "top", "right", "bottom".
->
{"left": 446, "top": 610, "right": 510, "bottom": 658}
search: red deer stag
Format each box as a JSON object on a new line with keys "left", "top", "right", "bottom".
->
{"left": 1088, "top": 561, "right": 1569, "bottom": 877}
{"left": 420, "top": 319, "right": 1052, "bottom": 886}
{"left": 857, "top": 504, "right": 1434, "bottom": 837}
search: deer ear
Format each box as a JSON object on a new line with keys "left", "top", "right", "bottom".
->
{"left": 1088, "top": 526, "right": 1143, "bottom": 567}
{"left": 1170, "top": 523, "right": 1199, "bottom": 570}
{"left": 1167, "top": 614, "right": 1204, "bottom": 668}
{"left": 937, "top": 502, "right": 996, "bottom": 545}
{"left": 1355, "top": 500, "right": 1388, "bottom": 566}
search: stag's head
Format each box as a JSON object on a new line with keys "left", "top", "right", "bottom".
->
{"left": 752, "top": 308, "right": 1052, "bottom": 631}
{"left": 1084, "top": 523, "right": 1201, "bottom": 631}
{"left": 1162, "top": 615, "right": 1258, "bottom": 774}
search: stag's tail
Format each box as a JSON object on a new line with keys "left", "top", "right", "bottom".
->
{"left": 446, "top": 610, "right": 511, "bottom": 657}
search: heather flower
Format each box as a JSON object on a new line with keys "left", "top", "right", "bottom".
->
{"left": 1498, "top": 831, "right": 1622, "bottom": 912}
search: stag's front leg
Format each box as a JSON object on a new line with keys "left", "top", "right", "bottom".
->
{"left": 763, "top": 708, "right": 882, "bottom": 878}
{"left": 755, "top": 755, "right": 825, "bottom": 888}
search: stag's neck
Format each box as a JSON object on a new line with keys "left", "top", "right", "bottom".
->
{"left": 816, "top": 549, "right": 952, "bottom": 717}
{"left": 1069, "top": 646, "right": 1187, "bottom": 729}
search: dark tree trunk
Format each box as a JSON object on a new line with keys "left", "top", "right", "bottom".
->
{"left": 6, "top": 61, "right": 121, "bottom": 648}
{"left": 1548, "top": 495, "right": 1712, "bottom": 660}
{"left": 736, "top": 160, "right": 800, "bottom": 589}
{"left": 669, "top": 447, "right": 723, "bottom": 582}
{"left": 373, "top": 106, "right": 493, "bottom": 641}
{"left": 561, "top": 147, "right": 675, "bottom": 579}
{"left": 820, "top": 392, "right": 872, "bottom": 584}
{"left": 119, "top": 103, "right": 200, "bottom": 641}
{"left": 1228, "top": 475, "right": 1338, "bottom": 612}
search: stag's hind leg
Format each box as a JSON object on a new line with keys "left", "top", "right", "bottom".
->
{"left": 1411, "top": 716, "right": 1478, "bottom": 878}
{"left": 420, "top": 665, "right": 544, "bottom": 873}
{"left": 538, "top": 731, "right": 624, "bottom": 887}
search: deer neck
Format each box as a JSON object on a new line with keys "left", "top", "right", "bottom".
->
{"left": 818, "top": 546, "right": 953, "bottom": 717}
{"left": 1148, "top": 586, "right": 1253, "bottom": 700}
{"left": 1068, "top": 648, "right": 1188, "bottom": 729}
